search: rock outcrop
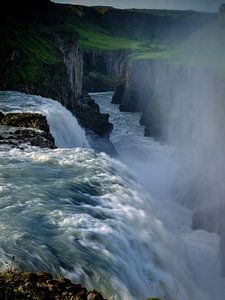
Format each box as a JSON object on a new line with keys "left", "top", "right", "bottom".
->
{"left": 83, "top": 6, "right": 215, "bottom": 42}
{"left": 0, "top": 112, "right": 56, "bottom": 149}
{"left": 219, "top": 4, "right": 225, "bottom": 22}
{"left": 83, "top": 49, "right": 129, "bottom": 92}
{"left": 114, "top": 59, "right": 225, "bottom": 140}
{"left": 58, "top": 35, "right": 83, "bottom": 103}
{"left": 75, "top": 95, "right": 113, "bottom": 138}
{"left": 0, "top": 1, "right": 215, "bottom": 142}
{"left": 0, "top": 271, "right": 106, "bottom": 300}
{"left": 111, "top": 82, "right": 126, "bottom": 104}
{"left": 113, "top": 59, "right": 174, "bottom": 139}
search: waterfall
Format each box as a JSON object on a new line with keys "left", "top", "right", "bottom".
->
{"left": 1, "top": 89, "right": 225, "bottom": 299}
{"left": 0, "top": 91, "right": 89, "bottom": 148}
{"left": 93, "top": 91, "right": 225, "bottom": 300}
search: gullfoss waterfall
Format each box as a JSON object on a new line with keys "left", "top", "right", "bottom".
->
{"left": 0, "top": 92, "right": 89, "bottom": 148}
{"left": 93, "top": 91, "right": 225, "bottom": 300}
{"left": 0, "top": 90, "right": 225, "bottom": 300}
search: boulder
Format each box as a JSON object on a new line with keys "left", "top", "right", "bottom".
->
{"left": 0, "top": 112, "right": 56, "bottom": 149}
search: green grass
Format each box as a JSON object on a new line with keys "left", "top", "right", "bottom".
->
{"left": 1, "top": 3, "right": 223, "bottom": 86}
{"left": 0, "top": 23, "right": 60, "bottom": 64}
{"left": 0, "top": 21, "right": 62, "bottom": 83}
{"left": 65, "top": 23, "right": 140, "bottom": 50}
{"left": 131, "top": 20, "right": 225, "bottom": 73}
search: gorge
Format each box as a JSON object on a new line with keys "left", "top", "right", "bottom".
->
{"left": 1, "top": 0, "right": 225, "bottom": 299}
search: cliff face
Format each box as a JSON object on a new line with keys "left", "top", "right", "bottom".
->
{"left": 115, "top": 59, "right": 225, "bottom": 139}
{"left": 115, "top": 57, "right": 225, "bottom": 273}
{"left": 83, "top": 49, "right": 129, "bottom": 92}
{"left": 0, "top": 53, "right": 74, "bottom": 112}
{"left": 81, "top": 6, "right": 215, "bottom": 42}
{"left": 0, "top": 112, "right": 56, "bottom": 149}
{"left": 0, "top": 1, "right": 216, "bottom": 139}
{"left": 84, "top": 49, "right": 129, "bottom": 77}
{"left": 0, "top": 26, "right": 113, "bottom": 138}
{"left": 114, "top": 59, "right": 176, "bottom": 139}
{"left": 58, "top": 37, "right": 83, "bottom": 102}
{"left": 0, "top": 271, "right": 106, "bottom": 300}
{"left": 219, "top": 4, "right": 225, "bottom": 22}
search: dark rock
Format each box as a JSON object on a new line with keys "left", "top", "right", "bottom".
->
{"left": 219, "top": 4, "right": 225, "bottom": 22}
{"left": 75, "top": 95, "right": 113, "bottom": 138}
{"left": 111, "top": 82, "right": 126, "bottom": 104}
{"left": 0, "top": 270, "right": 107, "bottom": 299}
{"left": 94, "top": 7, "right": 214, "bottom": 42}
{"left": 140, "top": 96, "right": 163, "bottom": 139}
{"left": 84, "top": 72, "right": 116, "bottom": 93}
{"left": 118, "top": 59, "right": 224, "bottom": 141}
{"left": 0, "top": 112, "right": 50, "bottom": 133}
{"left": 0, "top": 113, "right": 56, "bottom": 149}
{"left": 86, "top": 129, "right": 118, "bottom": 157}
{"left": 83, "top": 49, "right": 130, "bottom": 93}
{"left": 88, "top": 291, "right": 102, "bottom": 300}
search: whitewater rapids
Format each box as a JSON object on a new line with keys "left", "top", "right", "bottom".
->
{"left": 0, "top": 91, "right": 89, "bottom": 148}
{"left": 0, "top": 91, "right": 224, "bottom": 299}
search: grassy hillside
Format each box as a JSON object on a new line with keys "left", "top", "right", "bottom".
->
{"left": 0, "top": 20, "right": 62, "bottom": 84}
{"left": 133, "top": 19, "right": 225, "bottom": 72}
{"left": 64, "top": 23, "right": 140, "bottom": 50}
{"left": 0, "top": 1, "right": 218, "bottom": 86}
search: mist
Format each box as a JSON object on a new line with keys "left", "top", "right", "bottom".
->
{"left": 54, "top": 0, "right": 224, "bottom": 12}
{"left": 92, "top": 9, "right": 225, "bottom": 299}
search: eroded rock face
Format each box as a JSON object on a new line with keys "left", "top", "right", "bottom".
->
{"left": 0, "top": 271, "right": 106, "bottom": 300}
{"left": 0, "top": 112, "right": 50, "bottom": 132}
{"left": 115, "top": 59, "right": 225, "bottom": 141}
{"left": 219, "top": 4, "right": 225, "bottom": 22}
{"left": 86, "top": 129, "right": 117, "bottom": 157}
{"left": 75, "top": 94, "right": 113, "bottom": 138}
{"left": 0, "top": 112, "right": 56, "bottom": 149}
{"left": 83, "top": 49, "right": 129, "bottom": 92}
{"left": 111, "top": 82, "right": 126, "bottom": 104}
{"left": 58, "top": 36, "right": 83, "bottom": 102}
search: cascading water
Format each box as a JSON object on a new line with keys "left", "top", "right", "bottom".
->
{"left": 0, "top": 89, "right": 225, "bottom": 300}
{"left": 93, "top": 91, "right": 225, "bottom": 300}
{"left": 0, "top": 91, "right": 89, "bottom": 148}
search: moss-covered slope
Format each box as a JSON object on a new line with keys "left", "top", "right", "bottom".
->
{"left": 0, "top": 0, "right": 216, "bottom": 87}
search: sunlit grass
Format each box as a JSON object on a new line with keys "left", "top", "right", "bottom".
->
{"left": 66, "top": 24, "right": 140, "bottom": 50}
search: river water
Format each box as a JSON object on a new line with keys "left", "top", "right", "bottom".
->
{"left": 0, "top": 91, "right": 224, "bottom": 300}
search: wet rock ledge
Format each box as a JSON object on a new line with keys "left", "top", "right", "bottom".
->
{"left": 0, "top": 271, "right": 106, "bottom": 300}
{"left": 0, "top": 112, "right": 56, "bottom": 149}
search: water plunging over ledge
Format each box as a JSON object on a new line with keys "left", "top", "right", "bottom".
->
{"left": 0, "top": 91, "right": 224, "bottom": 299}
{"left": 93, "top": 91, "right": 225, "bottom": 300}
{"left": 0, "top": 91, "right": 89, "bottom": 148}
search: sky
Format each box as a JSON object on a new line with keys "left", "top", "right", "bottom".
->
{"left": 54, "top": 0, "right": 224, "bottom": 12}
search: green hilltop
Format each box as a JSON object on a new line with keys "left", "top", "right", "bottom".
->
{"left": 0, "top": 0, "right": 220, "bottom": 85}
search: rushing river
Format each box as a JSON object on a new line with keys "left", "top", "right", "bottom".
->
{"left": 0, "top": 91, "right": 224, "bottom": 300}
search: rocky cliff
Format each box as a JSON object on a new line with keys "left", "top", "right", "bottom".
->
{"left": 0, "top": 270, "right": 106, "bottom": 300}
{"left": 80, "top": 6, "right": 215, "bottom": 42}
{"left": 83, "top": 49, "right": 129, "bottom": 92}
{"left": 219, "top": 4, "right": 225, "bottom": 22}
{"left": 114, "top": 58, "right": 225, "bottom": 139}
{"left": 0, "top": 1, "right": 216, "bottom": 139}
{"left": 113, "top": 59, "right": 180, "bottom": 139}
{"left": 0, "top": 1, "right": 114, "bottom": 139}
{"left": 114, "top": 55, "right": 225, "bottom": 273}
{"left": 0, "top": 112, "right": 56, "bottom": 149}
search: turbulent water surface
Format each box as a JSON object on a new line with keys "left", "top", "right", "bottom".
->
{"left": 0, "top": 92, "right": 89, "bottom": 148}
{"left": 0, "top": 91, "right": 224, "bottom": 300}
